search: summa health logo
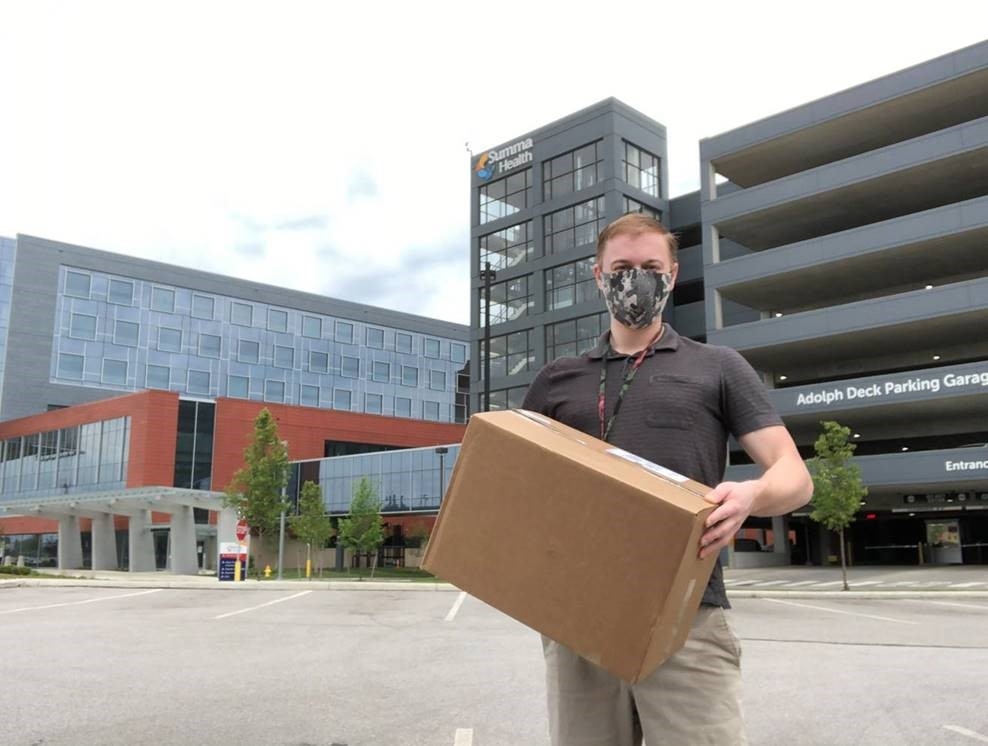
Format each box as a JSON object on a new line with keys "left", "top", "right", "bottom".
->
{"left": 474, "top": 138, "right": 534, "bottom": 181}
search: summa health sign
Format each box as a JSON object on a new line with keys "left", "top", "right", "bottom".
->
{"left": 793, "top": 369, "right": 988, "bottom": 408}
{"left": 474, "top": 138, "right": 534, "bottom": 181}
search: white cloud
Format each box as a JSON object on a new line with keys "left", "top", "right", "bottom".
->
{"left": 1, "top": 0, "right": 985, "bottom": 325}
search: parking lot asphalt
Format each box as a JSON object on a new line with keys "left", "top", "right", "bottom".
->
{"left": 2, "top": 585, "right": 987, "bottom": 745}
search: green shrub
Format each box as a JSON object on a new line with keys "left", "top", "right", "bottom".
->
{"left": 0, "top": 565, "right": 32, "bottom": 576}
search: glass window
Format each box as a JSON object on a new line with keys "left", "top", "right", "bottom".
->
{"left": 151, "top": 286, "right": 176, "bottom": 313}
{"left": 239, "top": 340, "right": 260, "bottom": 363}
{"left": 365, "top": 393, "right": 383, "bottom": 415}
{"left": 334, "top": 389, "right": 352, "bottom": 410}
{"left": 482, "top": 275, "right": 532, "bottom": 325}
{"left": 228, "top": 375, "right": 249, "bottom": 398}
{"left": 623, "top": 142, "right": 661, "bottom": 197}
{"left": 115, "top": 320, "right": 140, "bottom": 347}
{"left": 231, "top": 302, "right": 253, "bottom": 327}
{"left": 102, "top": 359, "right": 127, "bottom": 385}
{"left": 479, "top": 169, "right": 532, "bottom": 224}
{"left": 108, "top": 279, "right": 133, "bottom": 305}
{"left": 268, "top": 308, "right": 289, "bottom": 333}
{"left": 58, "top": 353, "right": 84, "bottom": 380}
{"left": 192, "top": 294, "right": 215, "bottom": 320}
{"left": 424, "top": 338, "right": 441, "bottom": 359}
{"left": 546, "top": 257, "right": 598, "bottom": 311}
{"left": 188, "top": 370, "right": 211, "bottom": 394}
{"left": 65, "top": 271, "right": 91, "bottom": 298}
{"left": 264, "top": 379, "right": 285, "bottom": 402}
{"left": 341, "top": 355, "right": 359, "bottom": 378}
{"left": 309, "top": 351, "right": 329, "bottom": 373}
{"left": 402, "top": 365, "right": 419, "bottom": 387}
{"left": 300, "top": 384, "right": 320, "bottom": 407}
{"left": 430, "top": 370, "right": 446, "bottom": 391}
{"left": 146, "top": 364, "right": 170, "bottom": 390}
{"left": 274, "top": 345, "right": 295, "bottom": 369}
{"left": 479, "top": 221, "right": 533, "bottom": 272}
{"left": 302, "top": 315, "right": 322, "bottom": 339}
{"left": 622, "top": 196, "right": 662, "bottom": 221}
{"left": 489, "top": 386, "right": 528, "bottom": 412}
{"left": 423, "top": 400, "right": 441, "bottom": 421}
{"left": 395, "top": 397, "right": 412, "bottom": 418}
{"left": 482, "top": 329, "right": 534, "bottom": 379}
{"left": 396, "top": 333, "right": 413, "bottom": 354}
{"left": 335, "top": 320, "right": 353, "bottom": 343}
{"left": 366, "top": 327, "right": 385, "bottom": 349}
{"left": 546, "top": 311, "right": 609, "bottom": 361}
{"left": 199, "top": 333, "right": 221, "bottom": 358}
{"left": 544, "top": 196, "right": 606, "bottom": 256}
{"left": 372, "top": 361, "right": 390, "bottom": 383}
{"left": 451, "top": 343, "right": 467, "bottom": 364}
{"left": 543, "top": 141, "right": 602, "bottom": 201}
{"left": 70, "top": 313, "right": 97, "bottom": 341}
{"left": 158, "top": 327, "right": 182, "bottom": 352}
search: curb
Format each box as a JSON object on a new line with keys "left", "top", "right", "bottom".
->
{"left": 4, "top": 578, "right": 461, "bottom": 592}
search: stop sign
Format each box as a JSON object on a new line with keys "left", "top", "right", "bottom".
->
{"left": 235, "top": 520, "right": 249, "bottom": 542}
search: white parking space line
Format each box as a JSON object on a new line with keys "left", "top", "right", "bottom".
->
{"left": 944, "top": 725, "right": 988, "bottom": 743}
{"left": 213, "top": 591, "right": 311, "bottom": 619}
{"left": 725, "top": 579, "right": 758, "bottom": 586}
{"left": 0, "top": 588, "right": 162, "bottom": 615}
{"left": 445, "top": 591, "right": 467, "bottom": 622}
{"left": 453, "top": 727, "right": 474, "bottom": 745}
{"left": 751, "top": 580, "right": 789, "bottom": 587}
{"left": 925, "top": 601, "right": 988, "bottom": 612}
{"left": 950, "top": 582, "right": 987, "bottom": 588}
{"left": 810, "top": 581, "right": 845, "bottom": 587}
{"left": 848, "top": 580, "right": 883, "bottom": 587}
{"left": 763, "top": 598, "right": 919, "bottom": 625}
{"left": 782, "top": 580, "right": 819, "bottom": 587}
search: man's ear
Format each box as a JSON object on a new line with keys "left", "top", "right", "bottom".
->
{"left": 593, "top": 262, "right": 605, "bottom": 293}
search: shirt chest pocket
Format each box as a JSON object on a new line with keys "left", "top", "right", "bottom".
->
{"left": 644, "top": 374, "right": 712, "bottom": 429}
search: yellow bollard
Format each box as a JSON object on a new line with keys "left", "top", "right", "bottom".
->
{"left": 306, "top": 559, "right": 312, "bottom": 579}
{"left": 234, "top": 559, "right": 242, "bottom": 582}
{"left": 264, "top": 564, "right": 272, "bottom": 578}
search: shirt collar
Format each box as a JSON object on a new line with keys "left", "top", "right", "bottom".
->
{"left": 586, "top": 324, "right": 681, "bottom": 360}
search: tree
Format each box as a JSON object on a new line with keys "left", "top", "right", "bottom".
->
{"left": 289, "top": 480, "right": 333, "bottom": 580}
{"left": 224, "top": 408, "right": 290, "bottom": 578}
{"left": 338, "top": 477, "right": 385, "bottom": 579}
{"left": 808, "top": 420, "right": 868, "bottom": 591}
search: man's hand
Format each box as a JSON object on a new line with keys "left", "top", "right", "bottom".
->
{"left": 699, "top": 480, "right": 760, "bottom": 559}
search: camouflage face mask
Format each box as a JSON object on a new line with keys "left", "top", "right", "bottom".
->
{"left": 600, "top": 269, "right": 673, "bottom": 329}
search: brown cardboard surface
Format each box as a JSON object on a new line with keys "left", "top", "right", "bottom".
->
{"left": 423, "top": 410, "right": 718, "bottom": 683}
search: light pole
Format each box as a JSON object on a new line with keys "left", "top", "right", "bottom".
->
{"left": 435, "top": 446, "right": 448, "bottom": 505}
{"left": 478, "top": 261, "right": 497, "bottom": 412}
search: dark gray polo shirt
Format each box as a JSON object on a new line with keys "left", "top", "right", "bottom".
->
{"left": 521, "top": 324, "right": 783, "bottom": 608}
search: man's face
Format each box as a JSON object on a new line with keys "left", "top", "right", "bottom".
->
{"left": 593, "top": 231, "right": 678, "bottom": 290}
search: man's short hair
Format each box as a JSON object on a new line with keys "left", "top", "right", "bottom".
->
{"left": 595, "top": 213, "right": 679, "bottom": 265}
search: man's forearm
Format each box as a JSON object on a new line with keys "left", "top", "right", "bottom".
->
{"left": 749, "top": 454, "right": 813, "bottom": 517}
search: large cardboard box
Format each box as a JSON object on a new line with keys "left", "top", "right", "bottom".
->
{"left": 423, "top": 409, "right": 718, "bottom": 683}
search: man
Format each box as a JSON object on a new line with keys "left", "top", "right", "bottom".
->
{"left": 522, "top": 213, "right": 813, "bottom": 746}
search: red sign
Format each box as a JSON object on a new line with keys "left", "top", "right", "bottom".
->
{"left": 235, "top": 520, "right": 249, "bottom": 542}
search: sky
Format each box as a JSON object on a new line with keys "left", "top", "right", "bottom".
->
{"left": 1, "top": 2, "right": 985, "bottom": 326}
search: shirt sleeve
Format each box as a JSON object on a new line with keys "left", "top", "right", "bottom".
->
{"left": 521, "top": 361, "right": 555, "bottom": 415}
{"left": 718, "top": 347, "right": 784, "bottom": 438}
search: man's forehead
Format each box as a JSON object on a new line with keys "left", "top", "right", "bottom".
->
{"left": 600, "top": 232, "right": 675, "bottom": 266}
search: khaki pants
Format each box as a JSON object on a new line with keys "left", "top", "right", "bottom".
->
{"left": 543, "top": 606, "right": 746, "bottom": 746}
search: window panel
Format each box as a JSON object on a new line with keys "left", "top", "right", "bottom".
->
{"left": 300, "top": 384, "right": 320, "bottom": 407}
{"left": 228, "top": 375, "right": 249, "bottom": 398}
{"left": 274, "top": 345, "right": 295, "bottom": 369}
{"left": 151, "top": 287, "right": 176, "bottom": 313}
{"left": 65, "top": 271, "right": 91, "bottom": 299}
{"left": 70, "top": 313, "right": 97, "bottom": 341}
{"left": 451, "top": 343, "right": 467, "bottom": 364}
{"left": 542, "top": 142, "right": 602, "bottom": 201}
{"left": 158, "top": 327, "right": 182, "bottom": 352}
{"left": 372, "top": 361, "right": 390, "bottom": 383}
{"left": 365, "top": 393, "right": 383, "bottom": 415}
{"left": 239, "top": 340, "right": 259, "bottom": 363}
{"left": 623, "top": 142, "right": 661, "bottom": 197}
{"left": 335, "top": 321, "right": 353, "bottom": 343}
{"left": 264, "top": 380, "right": 286, "bottom": 402}
{"left": 546, "top": 311, "right": 609, "bottom": 361}
{"left": 58, "top": 353, "right": 84, "bottom": 380}
{"left": 544, "top": 196, "right": 605, "bottom": 257}
{"left": 102, "top": 359, "right": 127, "bottom": 385}
{"left": 622, "top": 196, "right": 662, "bottom": 221}
{"left": 115, "top": 320, "right": 140, "bottom": 347}
{"left": 334, "top": 389, "right": 352, "bottom": 410}
{"left": 341, "top": 355, "right": 359, "bottom": 378}
{"left": 481, "top": 330, "right": 533, "bottom": 379}
{"left": 396, "top": 333, "right": 413, "bottom": 354}
{"left": 188, "top": 370, "right": 210, "bottom": 394}
{"left": 546, "top": 257, "right": 598, "bottom": 311}
{"left": 302, "top": 315, "right": 322, "bottom": 339}
{"left": 423, "top": 400, "right": 440, "bottom": 421}
{"left": 146, "top": 364, "right": 170, "bottom": 389}
{"left": 401, "top": 366, "right": 418, "bottom": 387}
{"left": 479, "top": 169, "right": 532, "bottom": 224}
{"left": 395, "top": 397, "right": 412, "bottom": 418}
{"left": 309, "top": 351, "right": 329, "bottom": 373}
{"left": 191, "top": 294, "right": 215, "bottom": 320}
{"left": 430, "top": 370, "right": 446, "bottom": 391}
{"left": 231, "top": 302, "right": 253, "bottom": 327}
{"left": 268, "top": 308, "right": 289, "bottom": 333}
{"left": 481, "top": 275, "right": 532, "bottom": 325}
{"left": 199, "top": 333, "right": 221, "bottom": 358}
{"left": 108, "top": 279, "right": 133, "bottom": 305}
{"left": 366, "top": 327, "right": 385, "bottom": 349}
{"left": 424, "top": 338, "right": 441, "bottom": 359}
{"left": 479, "top": 221, "right": 533, "bottom": 272}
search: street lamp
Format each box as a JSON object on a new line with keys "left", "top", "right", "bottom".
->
{"left": 435, "top": 446, "right": 449, "bottom": 505}
{"left": 478, "top": 261, "right": 498, "bottom": 412}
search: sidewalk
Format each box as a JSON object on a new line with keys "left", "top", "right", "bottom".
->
{"left": 3, "top": 564, "right": 987, "bottom": 598}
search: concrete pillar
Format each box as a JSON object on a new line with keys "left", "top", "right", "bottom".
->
{"left": 169, "top": 506, "right": 199, "bottom": 575}
{"left": 772, "top": 515, "right": 789, "bottom": 558}
{"left": 58, "top": 516, "right": 83, "bottom": 570}
{"left": 91, "top": 513, "right": 118, "bottom": 570}
{"left": 128, "top": 509, "right": 156, "bottom": 572}
{"left": 217, "top": 507, "right": 239, "bottom": 545}
{"left": 202, "top": 536, "right": 216, "bottom": 571}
